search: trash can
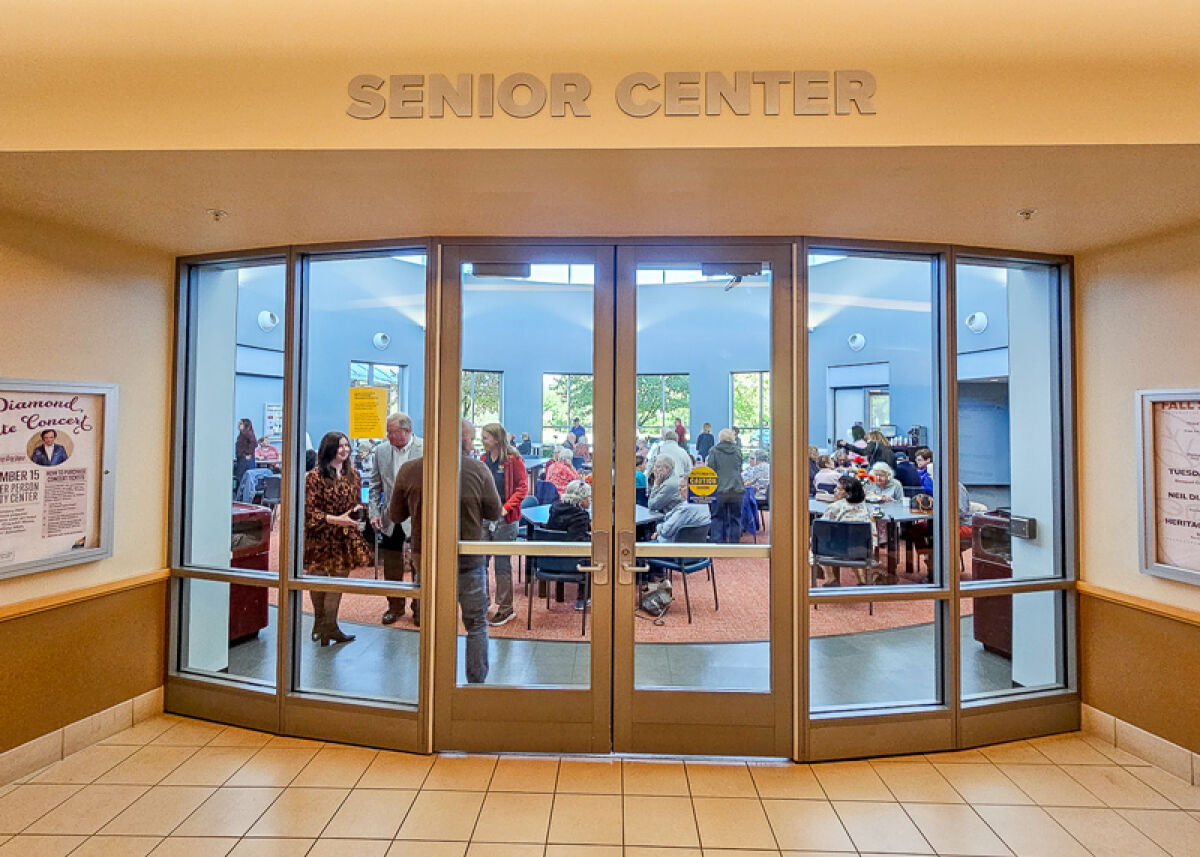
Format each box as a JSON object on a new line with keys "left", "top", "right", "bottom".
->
{"left": 970, "top": 510, "right": 1012, "bottom": 658}
{"left": 229, "top": 502, "right": 271, "bottom": 642}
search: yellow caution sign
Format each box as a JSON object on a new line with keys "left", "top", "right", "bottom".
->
{"left": 687, "top": 465, "right": 719, "bottom": 497}
{"left": 348, "top": 387, "right": 388, "bottom": 438}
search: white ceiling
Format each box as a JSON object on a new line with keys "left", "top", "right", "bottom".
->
{"left": 0, "top": 145, "right": 1197, "bottom": 257}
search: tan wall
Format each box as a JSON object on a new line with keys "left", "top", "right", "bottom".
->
{"left": 1, "top": 2, "right": 1199, "bottom": 150}
{"left": 0, "top": 211, "right": 174, "bottom": 606}
{"left": 1075, "top": 222, "right": 1200, "bottom": 613}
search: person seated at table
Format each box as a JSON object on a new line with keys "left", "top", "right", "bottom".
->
{"left": 894, "top": 453, "right": 923, "bottom": 488}
{"left": 914, "top": 447, "right": 935, "bottom": 492}
{"left": 574, "top": 437, "right": 591, "bottom": 462}
{"left": 255, "top": 436, "right": 280, "bottom": 463}
{"left": 866, "top": 462, "right": 903, "bottom": 503}
{"left": 743, "top": 448, "right": 770, "bottom": 503}
{"left": 546, "top": 479, "right": 592, "bottom": 611}
{"left": 647, "top": 456, "right": 683, "bottom": 514}
{"left": 831, "top": 448, "right": 851, "bottom": 470}
{"left": 863, "top": 430, "right": 896, "bottom": 470}
{"left": 634, "top": 454, "right": 647, "bottom": 489}
{"left": 815, "top": 475, "right": 877, "bottom": 586}
{"left": 813, "top": 456, "right": 841, "bottom": 494}
{"left": 561, "top": 432, "right": 576, "bottom": 451}
{"left": 545, "top": 446, "right": 580, "bottom": 494}
{"left": 908, "top": 448, "right": 974, "bottom": 580}
{"left": 656, "top": 478, "right": 712, "bottom": 542}
{"left": 517, "top": 432, "right": 533, "bottom": 455}
{"left": 808, "top": 446, "right": 821, "bottom": 495}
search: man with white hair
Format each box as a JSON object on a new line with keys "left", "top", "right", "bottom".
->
{"left": 647, "top": 428, "right": 692, "bottom": 483}
{"left": 369, "top": 412, "right": 424, "bottom": 625}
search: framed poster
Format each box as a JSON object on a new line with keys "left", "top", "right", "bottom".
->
{"left": 1137, "top": 388, "right": 1200, "bottom": 585}
{"left": 0, "top": 379, "right": 117, "bottom": 580}
{"left": 263, "top": 403, "right": 283, "bottom": 440}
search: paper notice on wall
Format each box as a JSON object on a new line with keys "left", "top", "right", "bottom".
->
{"left": 0, "top": 390, "right": 103, "bottom": 569}
{"left": 1152, "top": 400, "right": 1200, "bottom": 571}
{"left": 348, "top": 387, "right": 388, "bottom": 438}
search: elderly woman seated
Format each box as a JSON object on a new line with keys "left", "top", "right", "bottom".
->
{"left": 647, "top": 456, "right": 683, "bottom": 514}
{"left": 743, "top": 448, "right": 770, "bottom": 503}
{"left": 546, "top": 479, "right": 593, "bottom": 611}
{"left": 866, "top": 462, "right": 903, "bottom": 503}
{"left": 544, "top": 446, "right": 580, "bottom": 495}
{"left": 816, "top": 475, "right": 877, "bottom": 586}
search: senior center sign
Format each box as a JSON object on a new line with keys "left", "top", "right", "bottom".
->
{"left": 1137, "top": 389, "right": 1200, "bottom": 586}
{"left": 0, "top": 379, "right": 117, "bottom": 579}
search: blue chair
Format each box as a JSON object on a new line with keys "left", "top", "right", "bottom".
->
{"left": 572, "top": 456, "right": 586, "bottom": 470}
{"left": 646, "top": 524, "right": 716, "bottom": 624}
{"left": 534, "top": 479, "right": 560, "bottom": 505}
{"left": 528, "top": 527, "right": 589, "bottom": 635}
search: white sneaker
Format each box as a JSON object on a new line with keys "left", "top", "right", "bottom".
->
{"left": 488, "top": 609, "right": 515, "bottom": 626}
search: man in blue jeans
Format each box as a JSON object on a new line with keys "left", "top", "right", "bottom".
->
{"left": 458, "top": 419, "right": 502, "bottom": 683}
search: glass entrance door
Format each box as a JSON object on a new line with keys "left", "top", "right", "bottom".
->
{"left": 434, "top": 242, "right": 793, "bottom": 756}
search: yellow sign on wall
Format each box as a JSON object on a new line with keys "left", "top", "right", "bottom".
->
{"left": 348, "top": 387, "right": 388, "bottom": 438}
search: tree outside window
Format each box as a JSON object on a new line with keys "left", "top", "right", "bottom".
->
{"left": 542, "top": 373, "right": 593, "bottom": 446}
{"left": 637, "top": 374, "right": 690, "bottom": 440}
{"left": 732, "top": 371, "right": 771, "bottom": 451}
{"left": 461, "top": 370, "right": 502, "bottom": 444}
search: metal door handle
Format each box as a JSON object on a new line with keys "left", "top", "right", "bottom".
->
{"left": 616, "top": 529, "right": 646, "bottom": 585}
{"left": 583, "top": 531, "right": 609, "bottom": 585}
{"left": 577, "top": 563, "right": 607, "bottom": 585}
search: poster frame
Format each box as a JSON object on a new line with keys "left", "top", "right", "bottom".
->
{"left": 0, "top": 377, "right": 118, "bottom": 580}
{"left": 1136, "top": 387, "right": 1200, "bottom": 586}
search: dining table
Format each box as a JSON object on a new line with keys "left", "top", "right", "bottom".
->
{"left": 808, "top": 497, "right": 929, "bottom": 575}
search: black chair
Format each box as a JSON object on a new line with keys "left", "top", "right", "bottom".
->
{"left": 516, "top": 495, "right": 540, "bottom": 581}
{"left": 528, "top": 527, "right": 589, "bottom": 636}
{"left": 902, "top": 485, "right": 924, "bottom": 499}
{"left": 260, "top": 475, "right": 282, "bottom": 529}
{"left": 635, "top": 485, "right": 649, "bottom": 507}
{"left": 756, "top": 484, "right": 770, "bottom": 531}
{"left": 811, "top": 519, "right": 875, "bottom": 614}
{"left": 646, "top": 524, "right": 716, "bottom": 623}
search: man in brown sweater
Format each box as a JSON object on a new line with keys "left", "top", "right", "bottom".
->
{"left": 389, "top": 418, "right": 500, "bottom": 682}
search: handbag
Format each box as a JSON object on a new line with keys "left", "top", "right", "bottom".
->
{"left": 639, "top": 578, "right": 673, "bottom": 617}
{"left": 909, "top": 492, "right": 933, "bottom": 514}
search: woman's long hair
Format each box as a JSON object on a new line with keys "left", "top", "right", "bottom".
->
{"left": 238, "top": 418, "right": 256, "bottom": 442}
{"left": 481, "top": 422, "right": 520, "bottom": 460}
{"left": 316, "top": 431, "right": 354, "bottom": 481}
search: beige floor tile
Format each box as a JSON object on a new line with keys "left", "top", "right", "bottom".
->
{"left": 548, "top": 847, "right": 625, "bottom": 857}
{"left": 463, "top": 844, "right": 544, "bottom": 857}
{"left": 394, "top": 790, "right": 485, "bottom": 841}
{"left": 924, "top": 748, "right": 990, "bottom": 764}
{"left": 995, "top": 764, "right": 1105, "bottom": 807}
{"left": 245, "top": 787, "right": 349, "bottom": 838}
{"left": 762, "top": 798, "right": 855, "bottom": 852}
{"left": 685, "top": 761, "right": 756, "bottom": 797}
{"left": 386, "top": 842, "right": 467, "bottom": 857}
{"left": 546, "top": 793, "right": 622, "bottom": 845}
{"left": 703, "top": 851, "right": 785, "bottom": 857}
{"left": 622, "top": 794, "right": 700, "bottom": 848}
{"left": 227, "top": 840, "right": 315, "bottom": 857}
{"left": 978, "top": 742, "right": 1052, "bottom": 765}
{"left": 1080, "top": 734, "right": 1153, "bottom": 766}
{"left": 623, "top": 760, "right": 689, "bottom": 797}
{"left": 870, "top": 761, "right": 963, "bottom": 803}
{"left": 934, "top": 763, "right": 1033, "bottom": 805}
{"left": 692, "top": 796, "right": 777, "bottom": 850}
{"left": 1047, "top": 806, "right": 1172, "bottom": 857}
{"left": 1029, "top": 733, "right": 1118, "bottom": 766}
{"left": 322, "top": 788, "right": 415, "bottom": 839}
{"left": 832, "top": 800, "right": 933, "bottom": 854}
{"left": 100, "top": 786, "right": 215, "bottom": 835}
{"left": 263, "top": 736, "right": 325, "bottom": 749}
{"left": 812, "top": 761, "right": 894, "bottom": 801}
{"left": 0, "top": 784, "right": 81, "bottom": 833}
{"left": 71, "top": 835, "right": 162, "bottom": 856}
{"left": 780, "top": 852, "right": 858, "bottom": 857}
{"left": 902, "top": 802, "right": 1010, "bottom": 856}
{"left": 973, "top": 804, "right": 1090, "bottom": 857}
{"left": 224, "top": 749, "right": 318, "bottom": 787}
{"left": 96, "top": 746, "right": 198, "bottom": 785}
{"left": 25, "top": 784, "right": 148, "bottom": 834}
{"left": 159, "top": 748, "right": 257, "bottom": 787}
{"left": 172, "top": 787, "right": 282, "bottom": 837}
{"left": 0, "top": 835, "right": 87, "bottom": 856}
{"left": 1130, "top": 766, "right": 1200, "bottom": 810}
{"left": 309, "top": 841, "right": 392, "bottom": 857}
{"left": 150, "top": 721, "right": 227, "bottom": 747}
{"left": 555, "top": 758, "right": 621, "bottom": 794}
{"left": 206, "top": 727, "right": 272, "bottom": 749}
{"left": 471, "top": 791, "right": 553, "bottom": 843}
{"left": 1062, "top": 765, "right": 1176, "bottom": 809}
{"left": 489, "top": 756, "right": 560, "bottom": 793}
{"left": 423, "top": 755, "right": 498, "bottom": 791}
{"left": 148, "top": 837, "right": 239, "bottom": 857}
{"left": 749, "top": 762, "right": 824, "bottom": 799}
{"left": 1119, "top": 808, "right": 1200, "bottom": 857}
{"left": 358, "top": 752, "right": 434, "bottom": 789}
{"left": 29, "top": 744, "right": 137, "bottom": 784}
{"left": 101, "top": 717, "right": 182, "bottom": 746}
{"left": 292, "top": 747, "right": 378, "bottom": 788}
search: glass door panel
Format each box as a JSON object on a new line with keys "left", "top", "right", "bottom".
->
{"left": 613, "top": 244, "right": 794, "bottom": 757}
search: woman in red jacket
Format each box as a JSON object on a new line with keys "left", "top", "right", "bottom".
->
{"left": 479, "top": 421, "right": 529, "bottom": 626}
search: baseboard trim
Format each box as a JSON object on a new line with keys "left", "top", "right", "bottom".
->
{"left": 1081, "top": 703, "right": 1200, "bottom": 784}
{"left": 0, "top": 686, "right": 164, "bottom": 786}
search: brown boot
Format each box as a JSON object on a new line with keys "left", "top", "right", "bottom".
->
{"left": 316, "top": 591, "right": 355, "bottom": 646}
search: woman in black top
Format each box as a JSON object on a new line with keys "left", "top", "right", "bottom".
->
{"left": 695, "top": 422, "right": 715, "bottom": 459}
{"left": 546, "top": 479, "right": 592, "bottom": 610}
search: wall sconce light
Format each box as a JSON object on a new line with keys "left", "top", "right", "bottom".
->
{"left": 847, "top": 333, "right": 866, "bottom": 352}
{"left": 257, "top": 310, "right": 279, "bottom": 332}
{"left": 372, "top": 332, "right": 391, "bottom": 350}
{"left": 965, "top": 312, "right": 989, "bottom": 334}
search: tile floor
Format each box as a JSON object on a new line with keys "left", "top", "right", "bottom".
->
{"left": 3, "top": 715, "right": 1199, "bottom": 856}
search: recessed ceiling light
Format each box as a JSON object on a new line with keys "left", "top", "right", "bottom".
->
{"left": 1017, "top": 208, "right": 1037, "bottom": 220}
{"left": 205, "top": 208, "right": 230, "bottom": 222}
